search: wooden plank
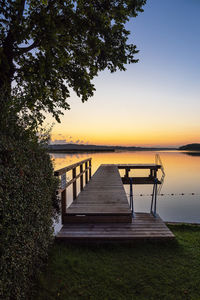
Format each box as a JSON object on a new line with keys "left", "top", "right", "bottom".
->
{"left": 58, "top": 229, "right": 174, "bottom": 235}
{"left": 66, "top": 208, "right": 131, "bottom": 213}
{"left": 59, "top": 224, "right": 169, "bottom": 229}
{"left": 117, "top": 164, "right": 161, "bottom": 170}
{"left": 63, "top": 215, "right": 132, "bottom": 223}
{"left": 121, "top": 177, "right": 161, "bottom": 185}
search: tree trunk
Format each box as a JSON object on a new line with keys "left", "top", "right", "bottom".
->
{"left": 0, "top": 31, "right": 15, "bottom": 113}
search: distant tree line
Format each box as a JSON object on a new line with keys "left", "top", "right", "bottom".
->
{"left": 179, "top": 144, "right": 200, "bottom": 150}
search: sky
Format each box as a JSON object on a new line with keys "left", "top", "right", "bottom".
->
{"left": 47, "top": 0, "right": 200, "bottom": 147}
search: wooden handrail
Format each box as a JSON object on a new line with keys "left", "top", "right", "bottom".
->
{"left": 117, "top": 164, "right": 161, "bottom": 170}
{"left": 54, "top": 158, "right": 92, "bottom": 176}
{"left": 54, "top": 158, "right": 92, "bottom": 224}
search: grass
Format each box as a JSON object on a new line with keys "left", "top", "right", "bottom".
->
{"left": 34, "top": 224, "right": 200, "bottom": 300}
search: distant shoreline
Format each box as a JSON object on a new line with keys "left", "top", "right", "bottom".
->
{"left": 48, "top": 142, "right": 200, "bottom": 153}
{"left": 48, "top": 143, "right": 177, "bottom": 153}
{"left": 48, "top": 149, "right": 115, "bottom": 153}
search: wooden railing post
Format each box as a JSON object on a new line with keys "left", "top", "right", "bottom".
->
{"left": 85, "top": 162, "right": 88, "bottom": 184}
{"left": 61, "top": 189, "right": 66, "bottom": 224}
{"left": 80, "top": 164, "right": 83, "bottom": 191}
{"left": 72, "top": 167, "right": 77, "bottom": 200}
{"left": 125, "top": 168, "right": 130, "bottom": 178}
{"left": 89, "top": 159, "right": 92, "bottom": 179}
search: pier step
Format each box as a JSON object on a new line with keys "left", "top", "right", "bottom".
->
{"left": 63, "top": 213, "right": 132, "bottom": 223}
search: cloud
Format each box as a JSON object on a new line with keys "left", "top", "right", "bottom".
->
{"left": 51, "top": 139, "right": 68, "bottom": 144}
{"left": 49, "top": 136, "right": 88, "bottom": 145}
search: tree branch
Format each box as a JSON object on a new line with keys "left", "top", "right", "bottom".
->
{"left": 17, "top": 41, "right": 39, "bottom": 54}
{"left": 17, "top": 0, "right": 26, "bottom": 22}
{"left": 0, "top": 19, "right": 9, "bottom": 24}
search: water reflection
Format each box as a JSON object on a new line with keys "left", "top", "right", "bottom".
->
{"left": 51, "top": 151, "right": 200, "bottom": 225}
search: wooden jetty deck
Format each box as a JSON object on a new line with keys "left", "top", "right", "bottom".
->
{"left": 55, "top": 158, "right": 174, "bottom": 242}
{"left": 64, "top": 165, "right": 132, "bottom": 223}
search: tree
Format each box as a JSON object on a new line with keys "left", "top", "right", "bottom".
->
{"left": 0, "top": 122, "right": 60, "bottom": 300}
{"left": 0, "top": 0, "right": 146, "bottom": 126}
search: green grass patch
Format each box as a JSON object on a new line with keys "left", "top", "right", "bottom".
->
{"left": 34, "top": 224, "right": 200, "bottom": 300}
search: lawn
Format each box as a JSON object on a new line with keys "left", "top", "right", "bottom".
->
{"left": 34, "top": 224, "right": 200, "bottom": 300}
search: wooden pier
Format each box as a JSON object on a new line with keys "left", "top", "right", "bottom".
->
{"left": 55, "top": 158, "right": 174, "bottom": 242}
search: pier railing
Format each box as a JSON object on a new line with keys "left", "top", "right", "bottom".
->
{"left": 54, "top": 158, "right": 92, "bottom": 223}
{"left": 117, "top": 160, "right": 164, "bottom": 218}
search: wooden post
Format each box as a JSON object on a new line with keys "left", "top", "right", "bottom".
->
{"left": 61, "top": 189, "right": 66, "bottom": 224}
{"left": 125, "top": 168, "right": 130, "bottom": 177}
{"left": 89, "top": 159, "right": 92, "bottom": 179}
{"left": 80, "top": 164, "right": 83, "bottom": 191}
{"left": 85, "top": 162, "right": 88, "bottom": 184}
{"left": 72, "top": 167, "right": 77, "bottom": 200}
{"left": 154, "top": 180, "right": 158, "bottom": 217}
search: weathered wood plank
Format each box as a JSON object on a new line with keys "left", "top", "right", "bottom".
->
{"left": 121, "top": 177, "right": 161, "bottom": 185}
{"left": 117, "top": 164, "right": 161, "bottom": 169}
{"left": 63, "top": 215, "right": 132, "bottom": 223}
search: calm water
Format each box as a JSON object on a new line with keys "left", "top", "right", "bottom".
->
{"left": 51, "top": 150, "right": 200, "bottom": 232}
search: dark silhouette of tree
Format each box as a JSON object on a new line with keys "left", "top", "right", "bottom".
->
{"left": 179, "top": 144, "right": 200, "bottom": 151}
{"left": 0, "top": 0, "right": 146, "bottom": 126}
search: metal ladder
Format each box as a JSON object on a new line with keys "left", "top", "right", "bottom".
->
{"left": 129, "top": 154, "right": 165, "bottom": 218}
{"left": 150, "top": 154, "right": 165, "bottom": 217}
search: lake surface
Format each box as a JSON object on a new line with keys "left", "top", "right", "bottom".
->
{"left": 51, "top": 150, "right": 200, "bottom": 232}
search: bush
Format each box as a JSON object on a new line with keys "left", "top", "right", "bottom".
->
{"left": 0, "top": 122, "right": 59, "bottom": 300}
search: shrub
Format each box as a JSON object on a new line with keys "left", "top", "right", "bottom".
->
{"left": 0, "top": 122, "right": 59, "bottom": 300}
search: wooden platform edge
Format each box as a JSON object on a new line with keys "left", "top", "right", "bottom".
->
{"left": 63, "top": 214, "right": 132, "bottom": 223}
{"left": 55, "top": 236, "right": 175, "bottom": 244}
{"left": 55, "top": 213, "right": 175, "bottom": 243}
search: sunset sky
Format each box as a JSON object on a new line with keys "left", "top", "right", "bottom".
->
{"left": 47, "top": 0, "right": 200, "bottom": 147}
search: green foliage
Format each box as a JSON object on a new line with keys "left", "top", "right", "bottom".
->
{"left": 0, "top": 120, "right": 59, "bottom": 300}
{"left": 0, "top": 0, "right": 146, "bottom": 127}
{"left": 35, "top": 225, "right": 200, "bottom": 300}
{"left": 0, "top": 1, "right": 146, "bottom": 298}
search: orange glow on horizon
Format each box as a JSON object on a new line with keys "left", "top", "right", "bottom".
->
{"left": 50, "top": 129, "right": 200, "bottom": 148}
{"left": 44, "top": 0, "right": 200, "bottom": 150}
